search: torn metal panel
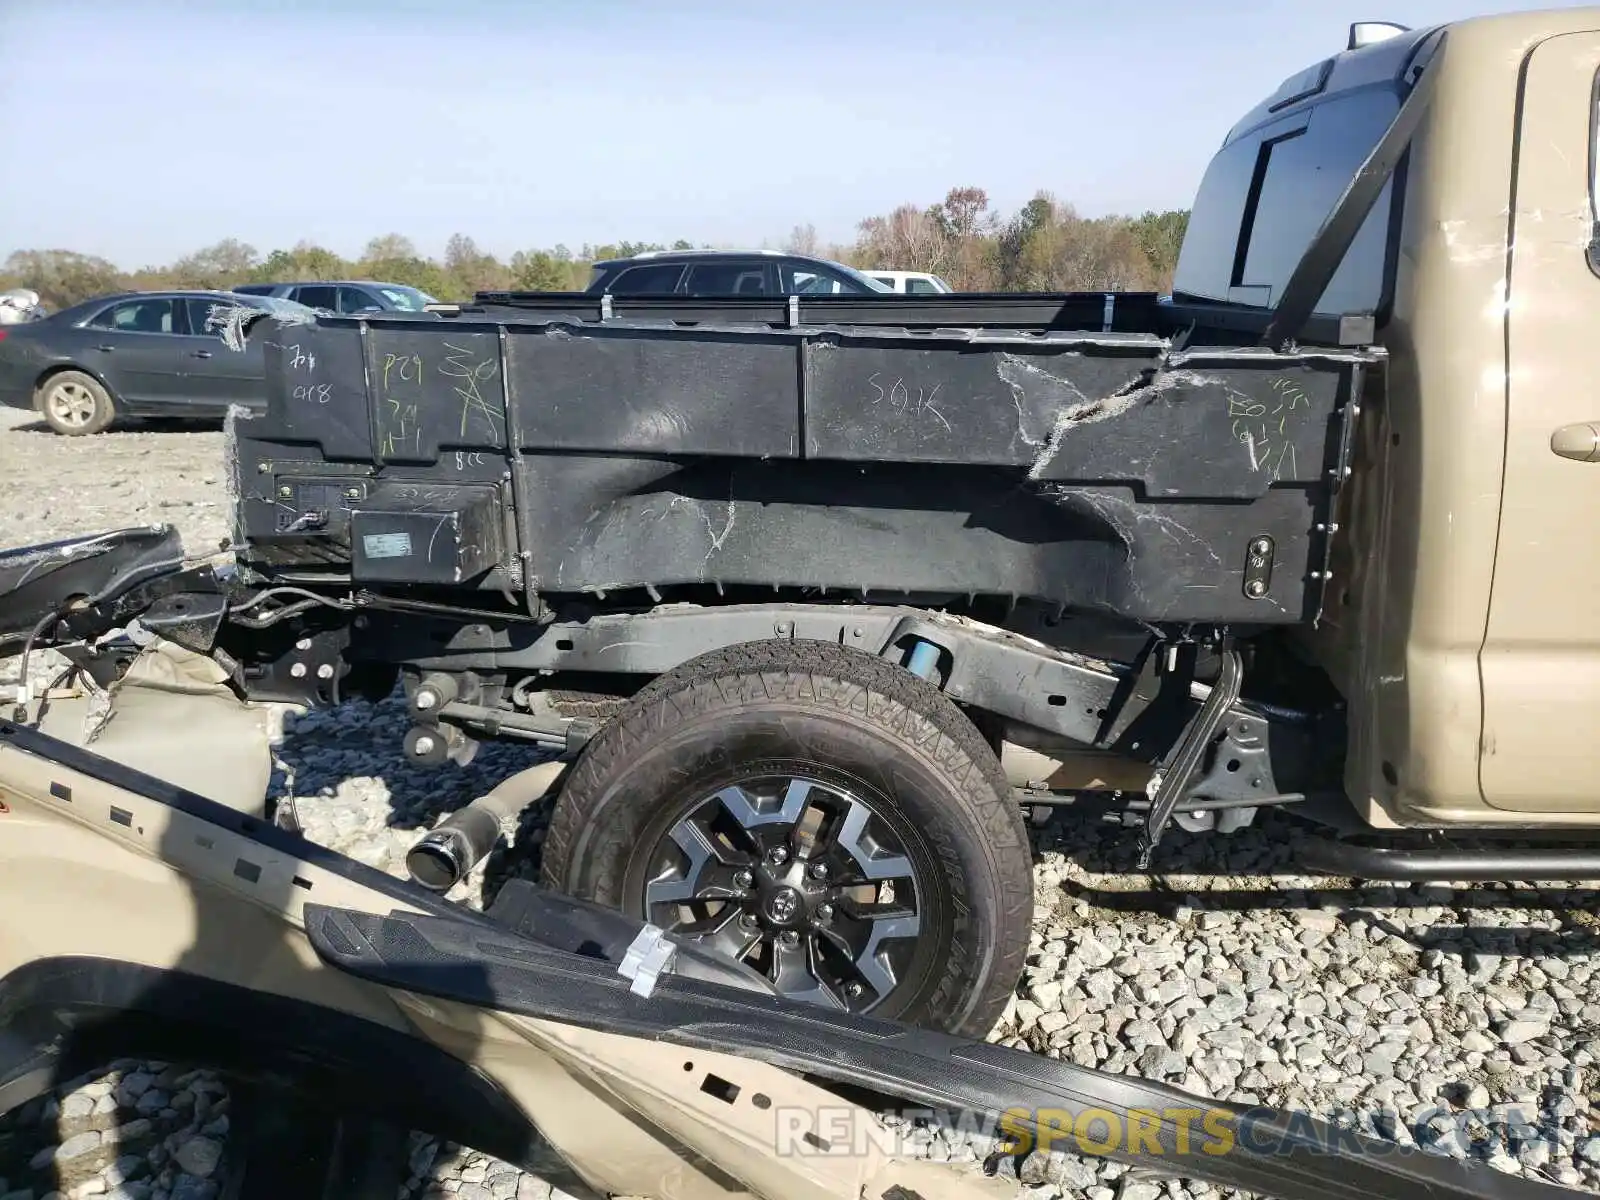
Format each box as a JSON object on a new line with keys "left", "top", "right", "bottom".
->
{"left": 802, "top": 333, "right": 1163, "bottom": 463}
{"left": 232, "top": 310, "right": 1376, "bottom": 626}
{"left": 0, "top": 526, "right": 187, "bottom": 648}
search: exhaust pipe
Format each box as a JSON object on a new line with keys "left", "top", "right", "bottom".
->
{"left": 406, "top": 760, "right": 567, "bottom": 891}
{"left": 1000, "top": 741, "right": 1153, "bottom": 793}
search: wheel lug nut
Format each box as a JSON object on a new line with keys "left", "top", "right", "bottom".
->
{"left": 767, "top": 846, "right": 789, "bottom": 865}
{"left": 844, "top": 982, "right": 863, "bottom": 998}
{"left": 816, "top": 903, "right": 833, "bottom": 922}
{"left": 809, "top": 862, "right": 829, "bottom": 880}
{"left": 740, "top": 912, "right": 759, "bottom": 928}
{"left": 779, "top": 930, "right": 800, "bottom": 947}
{"left": 734, "top": 869, "right": 754, "bottom": 888}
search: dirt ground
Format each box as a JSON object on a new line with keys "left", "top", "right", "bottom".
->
{"left": 0, "top": 407, "right": 230, "bottom": 551}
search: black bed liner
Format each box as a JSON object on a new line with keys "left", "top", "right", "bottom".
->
{"left": 233, "top": 298, "right": 1376, "bottom": 628}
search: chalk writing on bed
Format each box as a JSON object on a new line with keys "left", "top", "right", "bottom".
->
{"left": 441, "top": 342, "right": 505, "bottom": 441}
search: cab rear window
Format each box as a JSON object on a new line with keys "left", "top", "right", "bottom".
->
{"left": 1174, "top": 84, "right": 1402, "bottom": 317}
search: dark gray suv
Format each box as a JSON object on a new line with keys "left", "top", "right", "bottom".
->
{"left": 231, "top": 280, "right": 438, "bottom": 315}
{"left": 584, "top": 251, "right": 893, "bottom": 297}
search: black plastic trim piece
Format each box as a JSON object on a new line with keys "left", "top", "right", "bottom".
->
{"left": 304, "top": 906, "right": 1588, "bottom": 1200}
{"left": 0, "top": 525, "right": 190, "bottom": 649}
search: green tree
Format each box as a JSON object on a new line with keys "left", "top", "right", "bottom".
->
{"left": 0, "top": 193, "right": 1193, "bottom": 310}
{"left": 169, "top": 238, "right": 260, "bottom": 290}
{"left": 250, "top": 242, "right": 348, "bottom": 283}
{"left": 510, "top": 250, "right": 585, "bottom": 291}
{"left": 362, "top": 233, "right": 418, "bottom": 262}
{"left": 1129, "top": 209, "right": 1191, "bottom": 291}
{"left": 0, "top": 249, "right": 125, "bottom": 309}
{"left": 441, "top": 232, "right": 512, "bottom": 299}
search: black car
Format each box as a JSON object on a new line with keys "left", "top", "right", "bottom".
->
{"left": 0, "top": 290, "right": 315, "bottom": 436}
{"left": 584, "top": 250, "right": 894, "bottom": 297}
{"left": 232, "top": 280, "right": 439, "bottom": 314}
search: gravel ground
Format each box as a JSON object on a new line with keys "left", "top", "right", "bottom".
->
{"left": 1, "top": 408, "right": 1598, "bottom": 1200}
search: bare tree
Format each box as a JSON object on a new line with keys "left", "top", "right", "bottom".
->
{"left": 784, "top": 223, "right": 819, "bottom": 256}
{"left": 932, "top": 187, "right": 992, "bottom": 243}
{"left": 855, "top": 204, "right": 952, "bottom": 274}
{"left": 930, "top": 187, "right": 995, "bottom": 288}
{"left": 444, "top": 233, "right": 483, "bottom": 272}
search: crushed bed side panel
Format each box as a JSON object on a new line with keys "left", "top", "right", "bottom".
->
{"left": 232, "top": 315, "right": 1368, "bottom": 625}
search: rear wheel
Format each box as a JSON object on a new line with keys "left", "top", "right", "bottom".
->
{"left": 38, "top": 370, "right": 115, "bottom": 436}
{"left": 540, "top": 639, "right": 1033, "bottom": 1038}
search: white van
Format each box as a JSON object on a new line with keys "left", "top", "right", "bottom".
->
{"left": 864, "top": 271, "right": 954, "bottom": 294}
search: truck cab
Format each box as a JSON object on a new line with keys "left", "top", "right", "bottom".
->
{"left": 1174, "top": 9, "right": 1600, "bottom": 830}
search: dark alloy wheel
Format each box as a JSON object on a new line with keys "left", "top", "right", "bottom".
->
{"left": 540, "top": 639, "right": 1034, "bottom": 1037}
{"left": 631, "top": 771, "right": 925, "bottom": 1014}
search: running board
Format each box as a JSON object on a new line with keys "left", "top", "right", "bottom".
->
{"left": 305, "top": 904, "right": 1586, "bottom": 1200}
{"left": 1296, "top": 836, "right": 1600, "bottom": 881}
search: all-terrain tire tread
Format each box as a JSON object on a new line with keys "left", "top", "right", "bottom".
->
{"left": 540, "top": 638, "right": 1032, "bottom": 1037}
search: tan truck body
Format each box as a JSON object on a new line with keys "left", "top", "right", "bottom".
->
{"left": 1303, "top": 6, "right": 1600, "bottom": 828}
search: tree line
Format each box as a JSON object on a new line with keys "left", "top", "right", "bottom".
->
{"left": 0, "top": 187, "right": 1189, "bottom": 311}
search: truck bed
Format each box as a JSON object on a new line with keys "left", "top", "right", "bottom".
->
{"left": 230, "top": 296, "right": 1376, "bottom": 627}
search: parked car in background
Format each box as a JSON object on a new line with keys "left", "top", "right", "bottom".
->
{"left": 231, "top": 280, "right": 438, "bottom": 314}
{"left": 583, "top": 250, "right": 894, "bottom": 296}
{"left": 0, "top": 289, "right": 315, "bottom": 436}
{"left": 865, "top": 270, "right": 954, "bottom": 294}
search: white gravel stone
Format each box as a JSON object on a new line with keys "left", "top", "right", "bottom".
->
{"left": 171, "top": 1139, "right": 221, "bottom": 1180}
{"left": 56, "top": 1131, "right": 104, "bottom": 1162}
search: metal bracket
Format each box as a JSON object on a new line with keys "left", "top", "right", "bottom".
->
{"left": 1137, "top": 647, "right": 1243, "bottom": 867}
{"left": 1243, "top": 535, "right": 1275, "bottom": 600}
{"left": 618, "top": 924, "right": 677, "bottom": 998}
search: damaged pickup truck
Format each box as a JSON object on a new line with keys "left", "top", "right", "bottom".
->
{"left": 5, "top": 3, "right": 1600, "bottom": 1076}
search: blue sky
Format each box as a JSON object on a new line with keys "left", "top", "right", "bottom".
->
{"left": 0, "top": 0, "right": 1584, "bottom": 266}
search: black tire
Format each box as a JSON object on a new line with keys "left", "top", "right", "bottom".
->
{"left": 540, "top": 639, "right": 1033, "bottom": 1038}
{"left": 37, "top": 369, "right": 116, "bottom": 436}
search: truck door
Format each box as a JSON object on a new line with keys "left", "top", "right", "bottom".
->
{"left": 1481, "top": 27, "right": 1600, "bottom": 812}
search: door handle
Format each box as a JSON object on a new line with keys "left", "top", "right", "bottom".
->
{"left": 191, "top": 350, "right": 213, "bottom": 359}
{"left": 95, "top": 345, "right": 114, "bottom": 352}
{"left": 1551, "top": 422, "right": 1600, "bottom": 461}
